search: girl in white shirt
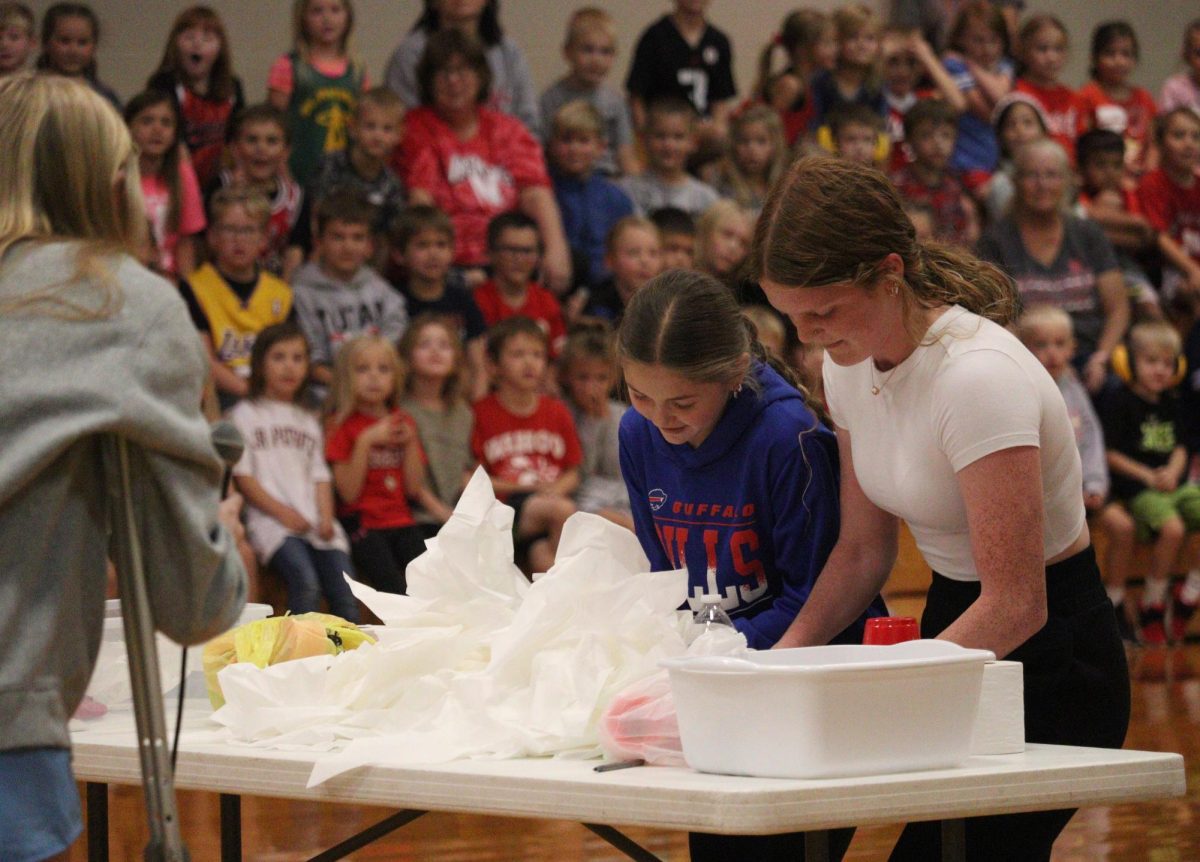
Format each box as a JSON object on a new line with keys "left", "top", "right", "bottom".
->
{"left": 231, "top": 322, "right": 358, "bottom": 621}
{"left": 754, "top": 154, "right": 1129, "bottom": 862}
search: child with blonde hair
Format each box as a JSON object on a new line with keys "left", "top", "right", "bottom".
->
{"left": 695, "top": 200, "right": 752, "bottom": 284}
{"left": 326, "top": 334, "right": 447, "bottom": 594}
{"left": 559, "top": 323, "right": 631, "bottom": 529}
{"left": 705, "top": 105, "right": 788, "bottom": 214}
{"left": 742, "top": 304, "right": 787, "bottom": 362}
{"left": 548, "top": 99, "right": 635, "bottom": 286}
{"left": 399, "top": 314, "right": 475, "bottom": 534}
{"left": 808, "top": 3, "right": 884, "bottom": 134}
{"left": 1098, "top": 321, "right": 1200, "bottom": 644}
{"left": 267, "top": 0, "right": 365, "bottom": 187}
{"left": 540, "top": 7, "right": 637, "bottom": 176}
{"left": 0, "top": 3, "right": 34, "bottom": 76}
{"left": 585, "top": 216, "right": 662, "bottom": 323}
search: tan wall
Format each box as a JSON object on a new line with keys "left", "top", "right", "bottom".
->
{"left": 24, "top": 1, "right": 1192, "bottom": 111}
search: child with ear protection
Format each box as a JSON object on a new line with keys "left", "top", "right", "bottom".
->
{"left": 1097, "top": 320, "right": 1200, "bottom": 645}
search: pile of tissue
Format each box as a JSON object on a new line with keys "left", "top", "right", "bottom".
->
{"left": 212, "top": 469, "right": 746, "bottom": 786}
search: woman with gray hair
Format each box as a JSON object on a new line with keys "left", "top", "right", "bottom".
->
{"left": 976, "top": 137, "right": 1129, "bottom": 392}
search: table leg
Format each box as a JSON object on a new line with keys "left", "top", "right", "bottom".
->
{"left": 219, "top": 793, "right": 241, "bottom": 862}
{"left": 306, "top": 810, "right": 427, "bottom": 862}
{"left": 581, "top": 823, "right": 661, "bottom": 861}
{"left": 941, "top": 818, "right": 966, "bottom": 862}
{"left": 86, "top": 783, "right": 108, "bottom": 862}
{"left": 804, "top": 830, "right": 830, "bottom": 862}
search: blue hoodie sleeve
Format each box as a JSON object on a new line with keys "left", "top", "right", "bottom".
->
{"left": 618, "top": 410, "right": 673, "bottom": 574}
{"left": 735, "top": 425, "right": 841, "bottom": 649}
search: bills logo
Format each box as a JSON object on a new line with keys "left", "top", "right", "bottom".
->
{"left": 648, "top": 488, "right": 667, "bottom": 511}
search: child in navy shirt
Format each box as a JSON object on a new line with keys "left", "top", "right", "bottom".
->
{"left": 625, "top": 0, "right": 735, "bottom": 162}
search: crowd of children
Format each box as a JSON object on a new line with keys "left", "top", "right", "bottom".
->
{"left": 5, "top": 0, "right": 1200, "bottom": 641}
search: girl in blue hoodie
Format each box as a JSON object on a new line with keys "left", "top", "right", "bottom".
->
{"left": 618, "top": 270, "right": 885, "bottom": 651}
{"left": 618, "top": 269, "right": 883, "bottom": 862}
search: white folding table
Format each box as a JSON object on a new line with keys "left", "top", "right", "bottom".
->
{"left": 70, "top": 706, "right": 1185, "bottom": 862}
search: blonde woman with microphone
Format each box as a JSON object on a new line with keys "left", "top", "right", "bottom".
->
{"left": 0, "top": 73, "right": 246, "bottom": 862}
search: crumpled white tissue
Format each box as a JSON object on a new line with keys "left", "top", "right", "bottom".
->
{"left": 211, "top": 468, "right": 746, "bottom": 787}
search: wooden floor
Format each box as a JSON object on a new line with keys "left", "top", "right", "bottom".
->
{"left": 67, "top": 639, "right": 1200, "bottom": 861}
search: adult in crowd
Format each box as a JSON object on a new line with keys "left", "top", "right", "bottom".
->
{"left": 757, "top": 155, "right": 1129, "bottom": 862}
{"left": 396, "top": 28, "right": 571, "bottom": 293}
{"left": 0, "top": 73, "right": 247, "bottom": 862}
{"left": 976, "top": 137, "right": 1128, "bottom": 392}
{"left": 398, "top": 30, "right": 571, "bottom": 295}
{"left": 383, "top": 0, "right": 540, "bottom": 134}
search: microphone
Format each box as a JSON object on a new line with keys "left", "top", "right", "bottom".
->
{"left": 210, "top": 420, "right": 244, "bottom": 497}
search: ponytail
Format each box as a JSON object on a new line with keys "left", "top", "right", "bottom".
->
{"left": 911, "top": 243, "right": 1017, "bottom": 327}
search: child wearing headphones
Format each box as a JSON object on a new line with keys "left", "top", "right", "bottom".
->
{"left": 1098, "top": 321, "right": 1200, "bottom": 644}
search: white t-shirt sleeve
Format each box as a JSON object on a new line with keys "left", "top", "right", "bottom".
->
{"left": 932, "top": 348, "right": 1043, "bottom": 473}
{"left": 306, "top": 413, "right": 332, "bottom": 484}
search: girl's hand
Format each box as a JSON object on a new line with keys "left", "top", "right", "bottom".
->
{"left": 317, "top": 517, "right": 335, "bottom": 541}
{"left": 279, "top": 506, "right": 313, "bottom": 534}
{"left": 362, "top": 415, "right": 409, "bottom": 448}
{"left": 1083, "top": 492, "right": 1106, "bottom": 512}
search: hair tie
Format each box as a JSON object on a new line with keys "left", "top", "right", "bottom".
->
{"left": 773, "top": 32, "right": 783, "bottom": 46}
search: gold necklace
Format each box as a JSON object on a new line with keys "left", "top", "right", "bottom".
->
{"left": 870, "top": 362, "right": 898, "bottom": 396}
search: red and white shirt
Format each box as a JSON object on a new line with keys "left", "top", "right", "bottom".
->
{"left": 474, "top": 280, "right": 567, "bottom": 357}
{"left": 397, "top": 106, "right": 550, "bottom": 266}
{"left": 471, "top": 394, "right": 581, "bottom": 497}
{"left": 326, "top": 410, "right": 425, "bottom": 530}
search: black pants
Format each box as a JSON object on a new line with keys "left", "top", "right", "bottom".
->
{"left": 889, "top": 545, "right": 1131, "bottom": 862}
{"left": 349, "top": 526, "right": 426, "bottom": 595}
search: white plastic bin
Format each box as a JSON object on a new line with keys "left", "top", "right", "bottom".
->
{"left": 660, "top": 640, "right": 994, "bottom": 779}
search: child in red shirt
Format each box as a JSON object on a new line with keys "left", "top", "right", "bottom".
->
{"left": 326, "top": 335, "right": 449, "bottom": 594}
{"left": 475, "top": 212, "right": 567, "bottom": 358}
{"left": 889, "top": 100, "right": 978, "bottom": 247}
{"left": 1076, "top": 22, "right": 1157, "bottom": 183}
{"left": 1015, "top": 15, "right": 1084, "bottom": 165}
{"left": 472, "top": 318, "right": 581, "bottom": 575}
{"left": 1137, "top": 108, "right": 1200, "bottom": 301}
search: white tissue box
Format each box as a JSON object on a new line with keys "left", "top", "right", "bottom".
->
{"left": 969, "top": 660, "right": 1025, "bottom": 755}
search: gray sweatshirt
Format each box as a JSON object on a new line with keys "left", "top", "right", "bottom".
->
{"left": 0, "top": 242, "right": 247, "bottom": 751}
{"left": 291, "top": 261, "right": 408, "bottom": 368}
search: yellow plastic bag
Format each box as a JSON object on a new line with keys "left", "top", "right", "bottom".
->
{"left": 202, "top": 613, "right": 375, "bottom": 708}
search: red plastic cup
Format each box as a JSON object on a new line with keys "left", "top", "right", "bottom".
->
{"left": 863, "top": 616, "right": 920, "bottom": 645}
